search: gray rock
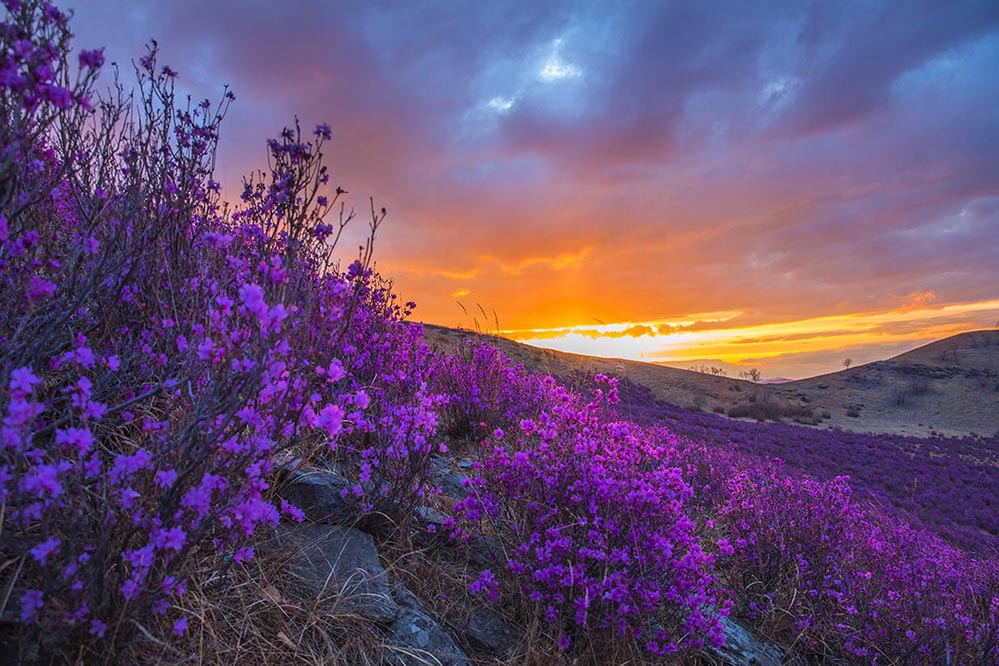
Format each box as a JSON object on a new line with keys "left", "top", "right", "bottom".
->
{"left": 429, "top": 456, "right": 471, "bottom": 500}
{"left": 465, "top": 608, "right": 519, "bottom": 658}
{"left": 275, "top": 524, "right": 398, "bottom": 623}
{"left": 707, "top": 616, "right": 787, "bottom": 666}
{"left": 385, "top": 584, "right": 472, "bottom": 666}
{"left": 415, "top": 505, "right": 449, "bottom": 528}
{"left": 428, "top": 455, "right": 452, "bottom": 478}
{"left": 435, "top": 472, "right": 470, "bottom": 500}
{"left": 413, "top": 505, "right": 451, "bottom": 547}
{"left": 467, "top": 534, "right": 503, "bottom": 566}
{"left": 277, "top": 469, "right": 359, "bottom": 525}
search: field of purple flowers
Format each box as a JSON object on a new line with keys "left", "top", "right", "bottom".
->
{"left": 582, "top": 374, "right": 999, "bottom": 555}
{"left": 1, "top": 2, "right": 997, "bottom": 664}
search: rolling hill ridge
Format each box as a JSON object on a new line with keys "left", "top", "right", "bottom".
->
{"left": 423, "top": 326, "right": 999, "bottom": 438}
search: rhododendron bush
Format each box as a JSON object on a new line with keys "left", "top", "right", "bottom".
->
{"left": 449, "top": 374, "right": 728, "bottom": 655}
{"left": 0, "top": 0, "right": 436, "bottom": 658}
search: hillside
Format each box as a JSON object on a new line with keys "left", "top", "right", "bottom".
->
{"left": 423, "top": 325, "right": 999, "bottom": 438}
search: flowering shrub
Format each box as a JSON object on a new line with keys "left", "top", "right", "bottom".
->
{"left": 603, "top": 376, "right": 999, "bottom": 553}
{"left": 450, "top": 374, "right": 726, "bottom": 656}
{"left": 431, "top": 340, "right": 550, "bottom": 442}
{"left": 714, "top": 460, "right": 999, "bottom": 662}
{"left": 327, "top": 272, "right": 445, "bottom": 527}
{"left": 0, "top": 1, "right": 437, "bottom": 659}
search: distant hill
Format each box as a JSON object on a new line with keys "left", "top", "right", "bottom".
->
{"left": 422, "top": 325, "right": 999, "bottom": 438}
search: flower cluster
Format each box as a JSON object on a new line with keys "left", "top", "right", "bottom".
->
{"left": 0, "top": 1, "right": 440, "bottom": 658}
{"left": 431, "top": 340, "right": 551, "bottom": 443}
{"left": 449, "top": 374, "right": 726, "bottom": 655}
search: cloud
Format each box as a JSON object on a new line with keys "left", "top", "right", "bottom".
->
{"left": 63, "top": 0, "right": 999, "bottom": 375}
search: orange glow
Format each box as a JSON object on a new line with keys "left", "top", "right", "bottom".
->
{"left": 502, "top": 299, "right": 999, "bottom": 379}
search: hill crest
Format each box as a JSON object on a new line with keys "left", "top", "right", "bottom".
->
{"left": 422, "top": 325, "right": 999, "bottom": 438}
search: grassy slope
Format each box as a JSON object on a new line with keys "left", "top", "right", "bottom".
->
{"left": 423, "top": 325, "right": 999, "bottom": 438}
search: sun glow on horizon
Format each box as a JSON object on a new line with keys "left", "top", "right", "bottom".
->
{"left": 502, "top": 298, "right": 999, "bottom": 380}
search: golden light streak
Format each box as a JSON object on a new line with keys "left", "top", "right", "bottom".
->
{"left": 509, "top": 298, "right": 999, "bottom": 379}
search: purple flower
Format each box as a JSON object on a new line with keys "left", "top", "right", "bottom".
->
{"left": 78, "top": 48, "right": 104, "bottom": 70}
{"left": 173, "top": 617, "right": 188, "bottom": 637}
{"left": 354, "top": 390, "right": 370, "bottom": 409}
{"left": 124, "top": 545, "right": 155, "bottom": 568}
{"left": 151, "top": 526, "right": 186, "bottom": 552}
{"left": 315, "top": 403, "right": 344, "bottom": 437}
{"left": 45, "top": 85, "right": 74, "bottom": 110}
{"left": 26, "top": 276, "right": 56, "bottom": 302}
{"left": 469, "top": 569, "right": 499, "bottom": 601}
{"left": 121, "top": 579, "right": 141, "bottom": 601}
{"left": 89, "top": 619, "right": 107, "bottom": 638}
{"left": 155, "top": 468, "right": 178, "bottom": 489}
{"left": 30, "top": 537, "right": 60, "bottom": 565}
{"left": 23, "top": 464, "right": 63, "bottom": 498}
{"left": 314, "top": 123, "right": 332, "bottom": 140}
{"left": 280, "top": 499, "right": 305, "bottom": 523}
{"left": 19, "top": 590, "right": 43, "bottom": 623}
{"left": 56, "top": 427, "right": 94, "bottom": 456}
{"left": 9, "top": 366, "right": 40, "bottom": 393}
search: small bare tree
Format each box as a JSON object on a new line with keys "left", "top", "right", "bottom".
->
{"left": 843, "top": 358, "right": 853, "bottom": 370}
{"left": 740, "top": 368, "right": 762, "bottom": 383}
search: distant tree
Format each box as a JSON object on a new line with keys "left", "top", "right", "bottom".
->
{"left": 843, "top": 358, "right": 853, "bottom": 370}
{"left": 688, "top": 364, "right": 729, "bottom": 377}
{"left": 740, "top": 368, "right": 762, "bottom": 383}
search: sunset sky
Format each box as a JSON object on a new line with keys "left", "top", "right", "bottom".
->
{"left": 68, "top": 1, "right": 999, "bottom": 378}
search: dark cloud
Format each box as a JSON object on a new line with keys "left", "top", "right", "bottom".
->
{"left": 782, "top": 0, "right": 999, "bottom": 136}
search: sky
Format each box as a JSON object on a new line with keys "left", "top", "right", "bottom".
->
{"left": 64, "top": 0, "right": 999, "bottom": 379}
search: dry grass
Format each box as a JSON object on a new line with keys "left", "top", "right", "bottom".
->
{"left": 117, "top": 530, "right": 388, "bottom": 666}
